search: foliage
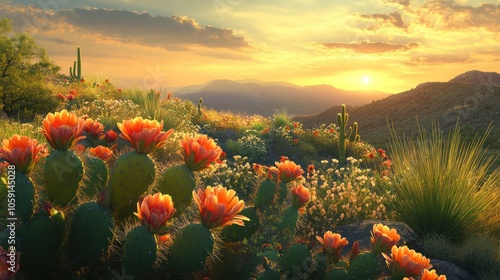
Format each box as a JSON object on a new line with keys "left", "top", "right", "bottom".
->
{"left": 388, "top": 123, "right": 500, "bottom": 242}
{"left": 0, "top": 18, "right": 59, "bottom": 120}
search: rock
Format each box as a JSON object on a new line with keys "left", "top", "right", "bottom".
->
{"left": 333, "top": 220, "right": 417, "bottom": 253}
{"left": 430, "top": 259, "right": 474, "bottom": 280}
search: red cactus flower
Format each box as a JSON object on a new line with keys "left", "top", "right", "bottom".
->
{"left": 273, "top": 160, "right": 304, "bottom": 183}
{"left": 41, "top": 110, "right": 86, "bottom": 150}
{"left": 135, "top": 193, "right": 176, "bottom": 233}
{"left": 117, "top": 117, "right": 174, "bottom": 154}
{"left": 371, "top": 223, "right": 401, "bottom": 254}
{"left": 117, "top": 88, "right": 123, "bottom": 93}
{"left": 291, "top": 185, "right": 310, "bottom": 208}
{"left": 105, "top": 79, "right": 109, "bottom": 83}
{"left": 193, "top": 185, "right": 249, "bottom": 229}
{"left": 66, "top": 94, "right": 75, "bottom": 101}
{"left": 0, "top": 135, "right": 47, "bottom": 173}
{"left": 307, "top": 165, "right": 315, "bottom": 173}
{"left": 69, "top": 89, "right": 78, "bottom": 96}
{"left": 56, "top": 93, "right": 65, "bottom": 101}
{"left": 382, "top": 159, "right": 392, "bottom": 168}
{"left": 80, "top": 78, "right": 86, "bottom": 83}
{"left": 313, "top": 130, "right": 319, "bottom": 137}
{"left": 83, "top": 118, "right": 104, "bottom": 139}
{"left": 0, "top": 246, "right": 20, "bottom": 279}
{"left": 89, "top": 146, "right": 113, "bottom": 161}
{"left": 180, "top": 135, "right": 223, "bottom": 171}
{"left": 384, "top": 245, "right": 432, "bottom": 279}
{"left": 104, "top": 130, "right": 118, "bottom": 143}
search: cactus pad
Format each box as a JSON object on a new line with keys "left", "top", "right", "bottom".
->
{"left": 254, "top": 179, "right": 276, "bottom": 208}
{"left": 122, "top": 225, "right": 157, "bottom": 276}
{"left": 82, "top": 155, "right": 108, "bottom": 199}
{"left": 220, "top": 207, "right": 260, "bottom": 242}
{"left": 157, "top": 164, "right": 196, "bottom": 217}
{"left": 15, "top": 173, "right": 35, "bottom": 222}
{"left": 347, "top": 252, "right": 381, "bottom": 280}
{"left": 43, "top": 150, "right": 84, "bottom": 206}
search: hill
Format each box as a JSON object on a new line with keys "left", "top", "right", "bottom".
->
{"left": 175, "top": 80, "right": 390, "bottom": 116}
{"left": 294, "top": 71, "right": 500, "bottom": 149}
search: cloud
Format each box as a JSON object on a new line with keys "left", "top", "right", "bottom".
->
{"left": 386, "top": 0, "right": 411, "bottom": 7}
{"left": 359, "top": 12, "right": 408, "bottom": 30}
{"left": 417, "top": 2, "right": 500, "bottom": 32}
{"left": 406, "top": 54, "right": 472, "bottom": 65}
{"left": 321, "top": 41, "right": 420, "bottom": 53}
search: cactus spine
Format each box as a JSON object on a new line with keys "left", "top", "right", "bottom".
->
{"left": 43, "top": 149, "right": 84, "bottom": 206}
{"left": 70, "top": 46, "right": 82, "bottom": 80}
{"left": 122, "top": 225, "right": 158, "bottom": 276}
{"left": 82, "top": 155, "right": 108, "bottom": 199}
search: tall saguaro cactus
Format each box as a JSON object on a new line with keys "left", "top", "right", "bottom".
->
{"left": 337, "top": 104, "right": 359, "bottom": 165}
{"left": 70, "top": 46, "right": 82, "bottom": 80}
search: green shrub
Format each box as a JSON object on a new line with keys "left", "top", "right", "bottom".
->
{"left": 388, "top": 124, "right": 500, "bottom": 242}
{"left": 458, "top": 234, "right": 500, "bottom": 276}
{"left": 419, "top": 233, "right": 458, "bottom": 263}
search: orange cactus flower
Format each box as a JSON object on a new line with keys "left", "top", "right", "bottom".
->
{"left": 117, "top": 88, "right": 123, "bottom": 93}
{"left": 419, "top": 269, "right": 447, "bottom": 280}
{"left": 0, "top": 245, "right": 20, "bottom": 279}
{"left": 0, "top": 135, "right": 47, "bottom": 174}
{"left": 56, "top": 93, "right": 65, "bottom": 101}
{"left": 192, "top": 185, "right": 249, "bottom": 229}
{"left": 104, "top": 130, "right": 118, "bottom": 143}
{"left": 134, "top": 193, "right": 176, "bottom": 233}
{"left": 316, "top": 231, "right": 348, "bottom": 262}
{"left": 313, "top": 130, "right": 319, "bottom": 137}
{"left": 83, "top": 118, "right": 104, "bottom": 139}
{"left": 291, "top": 185, "right": 310, "bottom": 208}
{"left": 382, "top": 159, "right": 393, "bottom": 168}
{"left": 117, "top": 117, "right": 174, "bottom": 154}
{"left": 66, "top": 94, "right": 75, "bottom": 101}
{"left": 89, "top": 146, "right": 113, "bottom": 161}
{"left": 371, "top": 223, "right": 401, "bottom": 254}
{"left": 41, "top": 110, "right": 86, "bottom": 150}
{"left": 384, "top": 245, "right": 432, "bottom": 279}
{"left": 307, "top": 164, "right": 315, "bottom": 173}
{"left": 273, "top": 160, "right": 304, "bottom": 183}
{"left": 69, "top": 89, "right": 78, "bottom": 96}
{"left": 180, "top": 135, "right": 223, "bottom": 171}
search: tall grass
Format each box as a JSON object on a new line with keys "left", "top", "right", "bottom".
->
{"left": 388, "top": 123, "right": 500, "bottom": 242}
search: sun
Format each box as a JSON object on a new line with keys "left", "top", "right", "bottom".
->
{"left": 361, "top": 76, "right": 370, "bottom": 84}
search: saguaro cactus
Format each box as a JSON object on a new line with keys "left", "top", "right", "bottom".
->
{"left": 337, "top": 104, "right": 359, "bottom": 165}
{"left": 70, "top": 46, "right": 82, "bottom": 80}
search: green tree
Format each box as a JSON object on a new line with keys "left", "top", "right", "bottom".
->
{"left": 0, "top": 18, "right": 60, "bottom": 120}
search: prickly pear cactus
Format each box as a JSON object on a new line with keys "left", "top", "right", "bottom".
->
{"left": 168, "top": 223, "right": 214, "bottom": 274}
{"left": 347, "top": 252, "right": 381, "bottom": 280}
{"left": 277, "top": 182, "right": 288, "bottom": 203}
{"left": 109, "top": 152, "right": 155, "bottom": 216}
{"left": 69, "top": 202, "right": 114, "bottom": 266}
{"left": 279, "top": 206, "right": 299, "bottom": 231}
{"left": 279, "top": 244, "right": 312, "bottom": 277}
{"left": 122, "top": 225, "right": 157, "bottom": 277}
{"left": 220, "top": 207, "right": 260, "bottom": 242}
{"left": 82, "top": 155, "right": 108, "bottom": 199}
{"left": 43, "top": 149, "right": 84, "bottom": 206}
{"left": 15, "top": 173, "right": 35, "bottom": 222}
{"left": 157, "top": 164, "right": 196, "bottom": 217}
{"left": 254, "top": 178, "right": 276, "bottom": 208}
{"left": 19, "top": 208, "right": 66, "bottom": 279}
{"left": 256, "top": 268, "right": 280, "bottom": 280}
{"left": 325, "top": 267, "right": 348, "bottom": 280}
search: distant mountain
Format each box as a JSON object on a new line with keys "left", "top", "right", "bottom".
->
{"left": 294, "top": 70, "right": 500, "bottom": 148}
{"left": 175, "top": 80, "right": 390, "bottom": 116}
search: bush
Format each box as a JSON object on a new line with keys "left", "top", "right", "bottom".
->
{"left": 419, "top": 233, "right": 458, "bottom": 263}
{"left": 388, "top": 124, "right": 500, "bottom": 242}
{"left": 458, "top": 234, "right": 500, "bottom": 277}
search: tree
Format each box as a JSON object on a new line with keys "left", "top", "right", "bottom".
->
{"left": 0, "top": 18, "right": 60, "bottom": 120}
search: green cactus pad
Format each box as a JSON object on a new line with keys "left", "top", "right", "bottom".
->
{"left": 347, "top": 252, "right": 381, "bottom": 280}
{"left": 69, "top": 202, "right": 114, "bottom": 266}
{"left": 256, "top": 268, "right": 280, "bottom": 280}
{"left": 277, "top": 182, "right": 288, "bottom": 204}
{"left": 220, "top": 207, "right": 260, "bottom": 242}
{"left": 15, "top": 173, "right": 35, "bottom": 222}
{"left": 279, "top": 244, "right": 312, "bottom": 276}
{"left": 169, "top": 223, "right": 214, "bottom": 274}
{"left": 19, "top": 209, "right": 66, "bottom": 278}
{"left": 254, "top": 179, "right": 276, "bottom": 208}
{"left": 279, "top": 206, "right": 299, "bottom": 231}
{"left": 157, "top": 164, "right": 196, "bottom": 217}
{"left": 109, "top": 152, "right": 155, "bottom": 214}
{"left": 208, "top": 248, "right": 239, "bottom": 279}
{"left": 312, "top": 252, "right": 327, "bottom": 279}
{"left": 324, "top": 267, "right": 348, "bottom": 280}
{"left": 82, "top": 155, "right": 108, "bottom": 199}
{"left": 122, "top": 225, "right": 157, "bottom": 276}
{"left": 43, "top": 150, "right": 84, "bottom": 206}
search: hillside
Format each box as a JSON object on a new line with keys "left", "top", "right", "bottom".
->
{"left": 176, "top": 80, "right": 389, "bottom": 116}
{"left": 294, "top": 72, "right": 500, "bottom": 149}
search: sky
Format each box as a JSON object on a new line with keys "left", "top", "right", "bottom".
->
{"left": 1, "top": 0, "right": 499, "bottom": 93}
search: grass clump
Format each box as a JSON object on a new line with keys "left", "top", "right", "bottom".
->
{"left": 388, "top": 123, "right": 500, "bottom": 243}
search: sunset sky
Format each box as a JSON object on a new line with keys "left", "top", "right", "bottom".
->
{"left": 1, "top": 0, "right": 499, "bottom": 93}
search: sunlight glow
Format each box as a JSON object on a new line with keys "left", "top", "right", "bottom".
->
{"left": 362, "top": 76, "right": 370, "bottom": 84}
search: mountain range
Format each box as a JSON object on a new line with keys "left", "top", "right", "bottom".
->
{"left": 294, "top": 70, "right": 500, "bottom": 149}
{"left": 175, "top": 79, "right": 390, "bottom": 116}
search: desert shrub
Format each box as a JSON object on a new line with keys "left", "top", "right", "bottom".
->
{"left": 301, "top": 157, "right": 395, "bottom": 238}
{"left": 271, "top": 110, "right": 292, "bottom": 128}
{"left": 419, "top": 233, "right": 459, "bottom": 263}
{"left": 388, "top": 124, "right": 500, "bottom": 242}
{"left": 238, "top": 133, "right": 267, "bottom": 163}
{"left": 458, "top": 234, "right": 500, "bottom": 277}
{"left": 71, "top": 98, "right": 142, "bottom": 130}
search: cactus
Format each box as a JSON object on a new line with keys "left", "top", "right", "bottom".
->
{"left": 70, "top": 46, "right": 82, "bottom": 80}
{"left": 156, "top": 165, "right": 196, "bottom": 217}
{"left": 122, "top": 225, "right": 157, "bottom": 276}
{"left": 109, "top": 151, "right": 155, "bottom": 217}
{"left": 19, "top": 206, "right": 66, "bottom": 279}
{"left": 349, "top": 122, "right": 360, "bottom": 143}
{"left": 15, "top": 173, "right": 35, "bottom": 222}
{"left": 168, "top": 223, "right": 214, "bottom": 274}
{"left": 69, "top": 202, "right": 114, "bottom": 266}
{"left": 220, "top": 207, "right": 260, "bottom": 242}
{"left": 278, "top": 206, "right": 299, "bottom": 231}
{"left": 197, "top": 98, "right": 203, "bottom": 119}
{"left": 324, "top": 267, "right": 348, "bottom": 280}
{"left": 279, "top": 244, "right": 312, "bottom": 276}
{"left": 82, "top": 155, "right": 108, "bottom": 199}
{"left": 43, "top": 149, "right": 84, "bottom": 206}
{"left": 277, "top": 182, "right": 288, "bottom": 204}
{"left": 256, "top": 268, "right": 280, "bottom": 280}
{"left": 253, "top": 178, "right": 276, "bottom": 209}
{"left": 346, "top": 252, "right": 381, "bottom": 280}
{"left": 337, "top": 104, "right": 360, "bottom": 165}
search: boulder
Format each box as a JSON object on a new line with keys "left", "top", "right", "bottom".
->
{"left": 431, "top": 259, "right": 474, "bottom": 280}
